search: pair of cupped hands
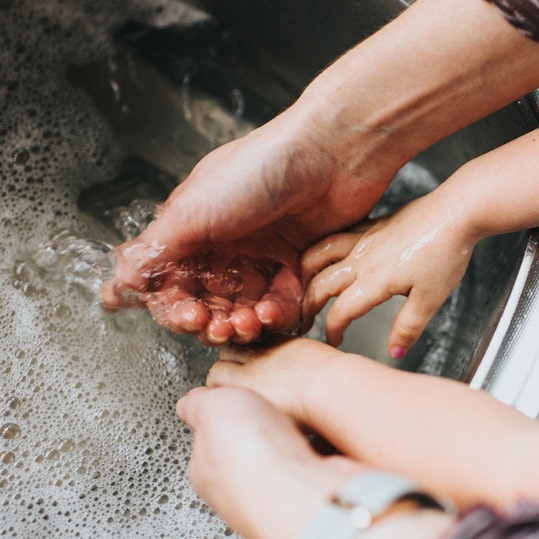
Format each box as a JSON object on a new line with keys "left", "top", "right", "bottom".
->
{"left": 100, "top": 114, "right": 473, "bottom": 358}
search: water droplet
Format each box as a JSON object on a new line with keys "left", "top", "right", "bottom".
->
{"left": 7, "top": 397, "right": 21, "bottom": 410}
{"left": 157, "top": 494, "right": 168, "bottom": 504}
{"left": 53, "top": 303, "right": 72, "bottom": 319}
{"left": 58, "top": 438, "right": 75, "bottom": 453}
{"left": 45, "top": 449, "right": 60, "bottom": 461}
{"left": 0, "top": 422, "right": 21, "bottom": 439}
{"left": 109, "top": 79, "right": 121, "bottom": 101}
{"left": 0, "top": 452, "right": 15, "bottom": 464}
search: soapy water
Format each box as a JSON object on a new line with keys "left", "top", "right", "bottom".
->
{"left": 0, "top": 1, "right": 247, "bottom": 537}
{"left": 3, "top": 216, "right": 230, "bottom": 538}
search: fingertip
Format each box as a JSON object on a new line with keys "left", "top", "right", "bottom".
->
{"left": 204, "top": 314, "right": 235, "bottom": 346}
{"left": 254, "top": 299, "right": 284, "bottom": 329}
{"left": 390, "top": 291, "right": 439, "bottom": 358}
{"left": 389, "top": 345, "right": 408, "bottom": 360}
{"left": 229, "top": 308, "right": 263, "bottom": 343}
{"left": 175, "top": 396, "right": 188, "bottom": 422}
{"left": 300, "top": 250, "right": 318, "bottom": 284}
{"left": 175, "top": 387, "right": 210, "bottom": 424}
{"left": 99, "top": 281, "right": 119, "bottom": 311}
{"left": 324, "top": 326, "right": 344, "bottom": 348}
{"left": 206, "top": 359, "right": 241, "bottom": 388}
{"left": 169, "top": 300, "right": 210, "bottom": 333}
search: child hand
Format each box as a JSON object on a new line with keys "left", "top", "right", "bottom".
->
{"left": 301, "top": 193, "right": 476, "bottom": 358}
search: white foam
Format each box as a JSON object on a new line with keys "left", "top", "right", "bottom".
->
{"left": 0, "top": 1, "right": 236, "bottom": 537}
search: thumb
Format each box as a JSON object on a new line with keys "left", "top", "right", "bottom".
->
{"left": 175, "top": 386, "right": 213, "bottom": 427}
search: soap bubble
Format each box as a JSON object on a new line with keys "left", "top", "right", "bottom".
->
{"left": 0, "top": 0, "right": 241, "bottom": 537}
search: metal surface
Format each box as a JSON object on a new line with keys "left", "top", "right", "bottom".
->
{"left": 471, "top": 230, "right": 539, "bottom": 417}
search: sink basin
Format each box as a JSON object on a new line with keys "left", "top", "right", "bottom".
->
{"left": 2, "top": 1, "right": 538, "bottom": 538}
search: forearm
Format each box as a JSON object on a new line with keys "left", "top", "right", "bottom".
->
{"left": 436, "top": 129, "right": 539, "bottom": 242}
{"left": 291, "top": 0, "right": 539, "bottom": 178}
{"left": 303, "top": 353, "right": 539, "bottom": 509}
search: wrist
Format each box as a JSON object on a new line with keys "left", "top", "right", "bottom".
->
{"left": 293, "top": 72, "right": 406, "bottom": 183}
{"left": 418, "top": 175, "right": 485, "bottom": 254}
{"left": 298, "top": 470, "right": 454, "bottom": 539}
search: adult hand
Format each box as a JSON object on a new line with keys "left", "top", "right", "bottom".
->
{"left": 178, "top": 380, "right": 453, "bottom": 539}
{"left": 176, "top": 385, "right": 363, "bottom": 539}
{"left": 208, "top": 336, "right": 539, "bottom": 509}
{"left": 101, "top": 0, "right": 539, "bottom": 345}
{"left": 100, "top": 108, "right": 399, "bottom": 345}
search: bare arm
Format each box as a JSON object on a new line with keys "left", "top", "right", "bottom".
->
{"left": 301, "top": 128, "right": 539, "bottom": 355}
{"left": 209, "top": 338, "right": 539, "bottom": 510}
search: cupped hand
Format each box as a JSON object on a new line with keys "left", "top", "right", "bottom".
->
{"left": 101, "top": 229, "right": 304, "bottom": 345}
{"left": 301, "top": 193, "right": 476, "bottom": 357}
{"left": 100, "top": 107, "right": 400, "bottom": 345}
{"left": 176, "top": 385, "right": 363, "bottom": 539}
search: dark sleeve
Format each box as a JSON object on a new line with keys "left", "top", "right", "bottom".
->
{"left": 486, "top": 0, "right": 539, "bottom": 41}
{"left": 443, "top": 503, "right": 539, "bottom": 539}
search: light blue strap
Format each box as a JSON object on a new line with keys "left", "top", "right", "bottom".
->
{"left": 338, "top": 471, "right": 417, "bottom": 513}
{"left": 298, "top": 471, "right": 449, "bottom": 539}
{"left": 298, "top": 503, "right": 363, "bottom": 539}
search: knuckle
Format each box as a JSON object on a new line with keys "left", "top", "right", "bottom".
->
{"left": 397, "top": 323, "right": 423, "bottom": 343}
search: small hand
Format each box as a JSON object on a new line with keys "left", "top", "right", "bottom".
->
{"left": 301, "top": 195, "right": 475, "bottom": 357}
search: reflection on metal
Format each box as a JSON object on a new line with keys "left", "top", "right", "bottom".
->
{"left": 471, "top": 231, "right": 539, "bottom": 418}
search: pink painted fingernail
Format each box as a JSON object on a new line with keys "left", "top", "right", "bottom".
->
{"left": 390, "top": 346, "right": 408, "bottom": 359}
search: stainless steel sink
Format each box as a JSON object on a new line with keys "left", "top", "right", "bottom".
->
{"left": 2, "top": 1, "right": 539, "bottom": 538}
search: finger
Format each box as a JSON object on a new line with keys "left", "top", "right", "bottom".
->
{"left": 388, "top": 288, "right": 444, "bottom": 359}
{"left": 206, "top": 359, "right": 247, "bottom": 388}
{"left": 301, "top": 263, "right": 356, "bottom": 333}
{"left": 255, "top": 295, "right": 300, "bottom": 332}
{"left": 202, "top": 310, "right": 236, "bottom": 346}
{"left": 229, "top": 307, "right": 263, "bottom": 343}
{"left": 255, "top": 266, "right": 302, "bottom": 332}
{"left": 176, "top": 386, "right": 259, "bottom": 430}
{"left": 175, "top": 386, "right": 212, "bottom": 426}
{"left": 164, "top": 299, "right": 211, "bottom": 333}
{"left": 108, "top": 239, "right": 171, "bottom": 295}
{"left": 301, "top": 233, "right": 359, "bottom": 283}
{"left": 100, "top": 280, "right": 141, "bottom": 311}
{"left": 325, "top": 284, "right": 392, "bottom": 347}
{"left": 144, "top": 287, "right": 211, "bottom": 333}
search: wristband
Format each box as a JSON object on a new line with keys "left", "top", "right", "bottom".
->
{"left": 298, "top": 471, "right": 453, "bottom": 539}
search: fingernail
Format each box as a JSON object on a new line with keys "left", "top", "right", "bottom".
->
{"left": 390, "top": 346, "right": 408, "bottom": 359}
